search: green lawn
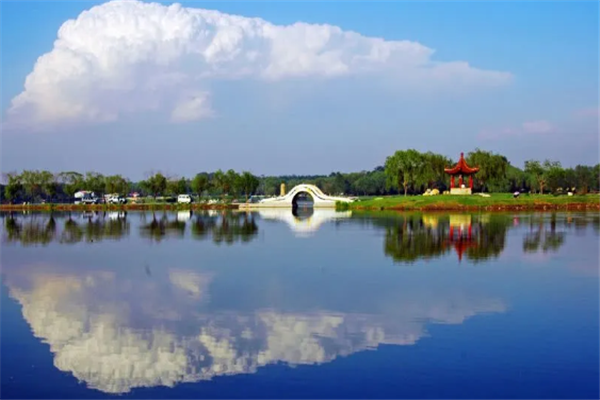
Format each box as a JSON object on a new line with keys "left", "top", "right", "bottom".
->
{"left": 344, "top": 193, "right": 600, "bottom": 211}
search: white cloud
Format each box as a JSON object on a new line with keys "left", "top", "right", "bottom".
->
{"left": 479, "top": 119, "right": 556, "bottom": 140}
{"left": 170, "top": 91, "right": 214, "bottom": 122}
{"left": 5, "top": 0, "right": 512, "bottom": 130}
{"left": 521, "top": 120, "right": 555, "bottom": 134}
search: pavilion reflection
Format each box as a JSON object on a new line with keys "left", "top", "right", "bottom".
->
{"left": 381, "top": 213, "right": 512, "bottom": 264}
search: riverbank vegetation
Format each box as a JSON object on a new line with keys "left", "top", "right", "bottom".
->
{"left": 1, "top": 148, "right": 598, "bottom": 205}
{"left": 338, "top": 193, "right": 599, "bottom": 212}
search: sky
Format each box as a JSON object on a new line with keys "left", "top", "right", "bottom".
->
{"left": 0, "top": 0, "right": 598, "bottom": 180}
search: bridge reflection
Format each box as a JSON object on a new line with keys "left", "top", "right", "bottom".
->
{"left": 254, "top": 208, "right": 352, "bottom": 238}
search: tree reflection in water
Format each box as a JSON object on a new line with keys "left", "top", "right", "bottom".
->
{"left": 140, "top": 211, "right": 258, "bottom": 245}
{"left": 522, "top": 214, "right": 566, "bottom": 253}
{"left": 0, "top": 211, "right": 591, "bottom": 254}
{"left": 382, "top": 213, "right": 513, "bottom": 264}
{"left": 3, "top": 213, "right": 57, "bottom": 246}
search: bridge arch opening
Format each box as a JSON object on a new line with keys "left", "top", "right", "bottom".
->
{"left": 292, "top": 191, "right": 314, "bottom": 211}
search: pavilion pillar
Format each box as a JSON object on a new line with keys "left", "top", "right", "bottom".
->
{"left": 469, "top": 175, "right": 473, "bottom": 189}
{"left": 459, "top": 175, "right": 463, "bottom": 187}
{"left": 450, "top": 176, "right": 455, "bottom": 189}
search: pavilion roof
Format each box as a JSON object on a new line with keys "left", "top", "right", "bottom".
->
{"left": 444, "top": 152, "right": 479, "bottom": 175}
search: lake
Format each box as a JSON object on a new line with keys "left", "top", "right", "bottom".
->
{"left": 0, "top": 210, "right": 598, "bottom": 399}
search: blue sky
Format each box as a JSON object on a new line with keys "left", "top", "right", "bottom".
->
{"left": 1, "top": 0, "right": 598, "bottom": 180}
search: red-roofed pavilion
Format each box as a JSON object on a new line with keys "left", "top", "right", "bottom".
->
{"left": 444, "top": 152, "right": 479, "bottom": 194}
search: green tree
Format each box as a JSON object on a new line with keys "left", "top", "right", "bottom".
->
{"left": 39, "top": 171, "right": 58, "bottom": 200}
{"left": 225, "top": 169, "right": 239, "bottom": 196}
{"left": 84, "top": 172, "right": 106, "bottom": 195}
{"left": 237, "top": 171, "right": 260, "bottom": 201}
{"left": 20, "top": 170, "right": 44, "bottom": 201}
{"left": 524, "top": 160, "right": 545, "bottom": 194}
{"left": 211, "top": 170, "right": 226, "bottom": 197}
{"left": 58, "top": 172, "right": 84, "bottom": 197}
{"left": 176, "top": 178, "right": 188, "bottom": 194}
{"left": 191, "top": 173, "right": 210, "bottom": 197}
{"left": 2, "top": 172, "right": 22, "bottom": 203}
{"left": 466, "top": 149, "right": 508, "bottom": 192}
{"left": 421, "top": 152, "right": 451, "bottom": 190}
{"left": 573, "top": 165, "right": 593, "bottom": 193}
{"left": 142, "top": 173, "right": 167, "bottom": 197}
{"left": 384, "top": 149, "right": 424, "bottom": 196}
{"left": 543, "top": 160, "right": 564, "bottom": 193}
{"left": 104, "top": 175, "right": 129, "bottom": 195}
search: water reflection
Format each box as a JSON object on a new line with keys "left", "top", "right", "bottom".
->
{"left": 2, "top": 262, "right": 506, "bottom": 394}
{"left": 1, "top": 210, "right": 597, "bottom": 257}
{"left": 1, "top": 211, "right": 259, "bottom": 246}
{"left": 379, "top": 214, "right": 511, "bottom": 263}
{"left": 1, "top": 210, "right": 598, "bottom": 396}
{"left": 523, "top": 214, "right": 566, "bottom": 253}
{"left": 256, "top": 208, "right": 352, "bottom": 237}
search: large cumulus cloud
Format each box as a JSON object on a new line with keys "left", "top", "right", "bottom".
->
{"left": 5, "top": 0, "right": 512, "bottom": 130}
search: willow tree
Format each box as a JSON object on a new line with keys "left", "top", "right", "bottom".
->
{"left": 384, "top": 149, "right": 424, "bottom": 196}
{"left": 466, "top": 149, "right": 508, "bottom": 192}
{"left": 421, "top": 152, "right": 452, "bottom": 190}
{"left": 524, "top": 160, "right": 545, "bottom": 194}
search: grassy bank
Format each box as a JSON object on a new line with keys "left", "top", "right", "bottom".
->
{"left": 339, "top": 193, "right": 600, "bottom": 211}
{"left": 0, "top": 203, "right": 238, "bottom": 212}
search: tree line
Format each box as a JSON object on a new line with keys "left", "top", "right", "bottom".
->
{"left": 384, "top": 148, "right": 599, "bottom": 195}
{"left": 1, "top": 148, "right": 599, "bottom": 203}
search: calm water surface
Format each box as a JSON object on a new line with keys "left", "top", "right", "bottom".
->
{"left": 0, "top": 210, "right": 598, "bottom": 399}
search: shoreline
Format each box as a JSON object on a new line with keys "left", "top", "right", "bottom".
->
{"left": 347, "top": 203, "right": 600, "bottom": 212}
{"left": 0, "top": 203, "right": 239, "bottom": 212}
{"left": 0, "top": 200, "right": 599, "bottom": 213}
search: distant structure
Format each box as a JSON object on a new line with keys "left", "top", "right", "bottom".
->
{"left": 444, "top": 153, "right": 479, "bottom": 195}
{"left": 240, "top": 184, "right": 355, "bottom": 209}
{"left": 280, "top": 183, "right": 286, "bottom": 196}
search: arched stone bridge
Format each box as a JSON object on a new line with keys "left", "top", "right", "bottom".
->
{"left": 241, "top": 184, "right": 357, "bottom": 208}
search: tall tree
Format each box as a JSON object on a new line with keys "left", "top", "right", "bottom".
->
{"left": 543, "top": 160, "right": 564, "bottom": 193}
{"left": 20, "top": 170, "right": 42, "bottom": 201}
{"left": 574, "top": 165, "right": 593, "bottom": 193}
{"left": 191, "top": 173, "right": 210, "bottom": 197}
{"left": 142, "top": 173, "right": 167, "bottom": 197}
{"left": 104, "top": 175, "right": 129, "bottom": 195}
{"left": 225, "top": 169, "right": 239, "bottom": 196}
{"left": 421, "top": 152, "right": 451, "bottom": 190}
{"left": 237, "top": 171, "right": 260, "bottom": 201}
{"left": 2, "top": 172, "right": 22, "bottom": 203}
{"left": 467, "top": 149, "right": 508, "bottom": 192}
{"left": 84, "top": 172, "right": 106, "bottom": 195}
{"left": 524, "top": 160, "right": 545, "bottom": 194}
{"left": 58, "top": 172, "right": 84, "bottom": 197}
{"left": 384, "top": 149, "right": 424, "bottom": 196}
{"left": 175, "top": 178, "right": 188, "bottom": 194}
{"left": 39, "top": 171, "right": 58, "bottom": 200}
{"left": 211, "top": 169, "right": 226, "bottom": 197}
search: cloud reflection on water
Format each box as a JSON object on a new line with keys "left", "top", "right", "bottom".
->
{"left": 3, "top": 260, "right": 506, "bottom": 394}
